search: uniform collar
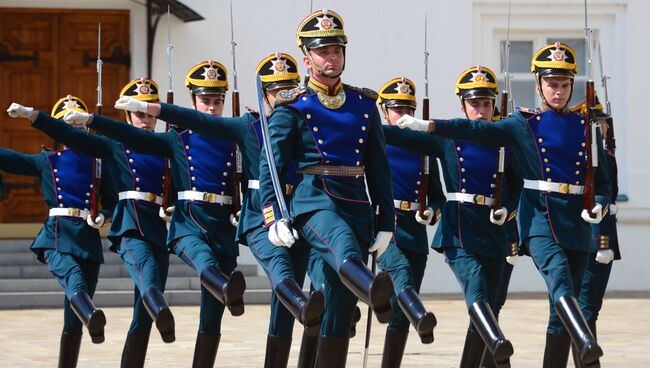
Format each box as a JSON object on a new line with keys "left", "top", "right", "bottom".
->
{"left": 308, "top": 77, "right": 343, "bottom": 96}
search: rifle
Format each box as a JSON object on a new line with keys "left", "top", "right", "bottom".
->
{"left": 492, "top": 1, "right": 512, "bottom": 222}
{"left": 229, "top": 0, "right": 242, "bottom": 222}
{"left": 161, "top": 5, "right": 174, "bottom": 214}
{"left": 417, "top": 14, "right": 430, "bottom": 218}
{"left": 362, "top": 251, "right": 377, "bottom": 368}
{"left": 302, "top": 0, "right": 315, "bottom": 86}
{"left": 583, "top": 0, "right": 598, "bottom": 217}
{"left": 89, "top": 23, "right": 103, "bottom": 222}
{"left": 598, "top": 42, "right": 615, "bottom": 152}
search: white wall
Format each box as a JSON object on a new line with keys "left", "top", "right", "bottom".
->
{"left": 2, "top": 0, "right": 648, "bottom": 293}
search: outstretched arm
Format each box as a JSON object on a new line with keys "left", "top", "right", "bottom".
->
{"left": 0, "top": 147, "right": 42, "bottom": 177}
{"left": 382, "top": 124, "right": 445, "bottom": 157}
{"left": 157, "top": 103, "right": 252, "bottom": 143}
{"left": 87, "top": 114, "right": 174, "bottom": 158}
{"left": 31, "top": 112, "right": 112, "bottom": 159}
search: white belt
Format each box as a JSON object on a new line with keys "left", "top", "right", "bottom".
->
{"left": 447, "top": 192, "right": 495, "bottom": 206}
{"left": 523, "top": 179, "right": 584, "bottom": 195}
{"left": 118, "top": 191, "right": 162, "bottom": 205}
{"left": 248, "top": 180, "right": 260, "bottom": 189}
{"left": 394, "top": 200, "right": 419, "bottom": 211}
{"left": 49, "top": 208, "right": 89, "bottom": 219}
{"left": 177, "top": 190, "right": 232, "bottom": 205}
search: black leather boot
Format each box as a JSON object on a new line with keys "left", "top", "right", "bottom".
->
{"left": 349, "top": 306, "right": 361, "bottom": 338}
{"left": 460, "top": 328, "right": 486, "bottom": 368}
{"left": 314, "top": 336, "right": 350, "bottom": 368}
{"left": 58, "top": 332, "right": 82, "bottom": 368}
{"left": 397, "top": 288, "right": 436, "bottom": 343}
{"left": 191, "top": 332, "right": 221, "bottom": 368}
{"left": 338, "top": 258, "right": 394, "bottom": 323}
{"left": 120, "top": 332, "right": 150, "bottom": 368}
{"left": 380, "top": 329, "right": 409, "bottom": 368}
{"left": 468, "top": 301, "right": 513, "bottom": 368}
{"left": 297, "top": 330, "right": 318, "bottom": 368}
{"left": 480, "top": 349, "right": 497, "bottom": 368}
{"left": 555, "top": 296, "right": 602, "bottom": 367}
{"left": 264, "top": 335, "right": 292, "bottom": 368}
{"left": 69, "top": 292, "right": 106, "bottom": 344}
{"left": 275, "top": 280, "right": 324, "bottom": 337}
{"left": 142, "top": 288, "right": 175, "bottom": 343}
{"left": 542, "top": 332, "right": 570, "bottom": 368}
{"left": 571, "top": 322, "right": 600, "bottom": 368}
{"left": 199, "top": 267, "right": 246, "bottom": 316}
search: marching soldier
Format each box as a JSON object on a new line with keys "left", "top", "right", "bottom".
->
{"left": 383, "top": 66, "right": 520, "bottom": 368}
{"left": 258, "top": 9, "right": 433, "bottom": 366}
{"left": 5, "top": 96, "right": 116, "bottom": 367}
{"left": 63, "top": 61, "right": 247, "bottom": 367}
{"left": 396, "top": 42, "right": 611, "bottom": 368}
{"left": 19, "top": 79, "right": 175, "bottom": 367}
{"left": 570, "top": 97, "right": 620, "bottom": 368}
{"left": 110, "top": 53, "right": 326, "bottom": 368}
{"left": 377, "top": 77, "right": 444, "bottom": 367}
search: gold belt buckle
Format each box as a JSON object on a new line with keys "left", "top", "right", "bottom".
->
{"left": 473, "top": 194, "right": 486, "bottom": 205}
{"left": 400, "top": 201, "right": 411, "bottom": 211}
{"left": 202, "top": 192, "right": 217, "bottom": 203}
{"left": 340, "top": 166, "right": 350, "bottom": 176}
{"left": 68, "top": 208, "right": 81, "bottom": 217}
{"left": 558, "top": 183, "right": 570, "bottom": 194}
{"left": 143, "top": 192, "right": 156, "bottom": 202}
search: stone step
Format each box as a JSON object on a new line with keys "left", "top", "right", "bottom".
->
{"left": 0, "top": 275, "right": 271, "bottom": 293}
{"left": 0, "top": 263, "right": 259, "bottom": 279}
{"left": 0, "top": 288, "right": 273, "bottom": 309}
{"left": 0, "top": 239, "right": 37, "bottom": 253}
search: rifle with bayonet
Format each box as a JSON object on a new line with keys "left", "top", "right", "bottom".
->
{"left": 230, "top": 0, "right": 243, "bottom": 223}
{"left": 89, "top": 23, "right": 103, "bottom": 222}
{"left": 598, "top": 42, "right": 615, "bottom": 153}
{"left": 161, "top": 6, "right": 174, "bottom": 215}
{"left": 417, "top": 14, "right": 431, "bottom": 219}
{"left": 583, "top": 0, "right": 598, "bottom": 218}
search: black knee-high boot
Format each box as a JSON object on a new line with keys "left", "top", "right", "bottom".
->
{"left": 142, "top": 288, "right": 175, "bottom": 342}
{"left": 555, "top": 296, "right": 602, "bottom": 367}
{"left": 396, "top": 288, "right": 436, "bottom": 343}
{"left": 314, "top": 336, "right": 349, "bottom": 368}
{"left": 120, "top": 332, "right": 150, "bottom": 368}
{"left": 58, "top": 332, "right": 82, "bottom": 368}
{"left": 199, "top": 267, "right": 246, "bottom": 316}
{"left": 338, "top": 258, "right": 394, "bottom": 323}
{"left": 543, "top": 332, "right": 571, "bottom": 368}
{"left": 275, "top": 280, "right": 324, "bottom": 337}
{"left": 264, "top": 335, "right": 292, "bottom": 368}
{"left": 69, "top": 292, "right": 106, "bottom": 344}
{"left": 468, "top": 301, "right": 513, "bottom": 368}
{"left": 297, "top": 330, "right": 318, "bottom": 368}
{"left": 380, "top": 329, "right": 409, "bottom": 368}
{"left": 191, "top": 331, "right": 221, "bottom": 368}
{"left": 460, "top": 328, "right": 486, "bottom": 368}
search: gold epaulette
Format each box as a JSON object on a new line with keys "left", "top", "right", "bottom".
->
{"left": 346, "top": 85, "right": 378, "bottom": 100}
{"left": 276, "top": 87, "right": 306, "bottom": 104}
{"left": 516, "top": 106, "right": 540, "bottom": 117}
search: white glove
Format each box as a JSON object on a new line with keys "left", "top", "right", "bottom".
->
{"left": 86, "top": 212, "right": 105, "bottom": 229}
{"left": 63, "top": 110, "right": 91, "bottom": 126}
{"left": 415, "top": 207, "right": 434, "bottom": 225}
{"left": 595, "top": 249, "right": 614, "bottom": 264}
{"left": 369, "top": 231, "right": 393, "bottom": 258}
{"left": 490, "top": 207, "right": 508, "bottom": 226}
{"left": 114, "top": 96, "right": 148, "bottom": 113}
{"left": 581, "top": 203, "right": 604, "bottom": 224}
{"left": 229, "top": 211, "right": 240, "bottom": 227}
{"left": 159, "top": 206, "right": 174, "bottom": 222}
{"left": 396, "top": 114, "right": 430, "bottom": 132}
{"left": 6, "top": 103, "right": 34, "bottom": 119}
{"left": 506, "top": 255, "right": 519, "bottom": 266}
{"left": 268, "top": 219, "right": 298, "bottom": 248}
{"left": 608, "top": 203, "right": 618, "bottom": 216}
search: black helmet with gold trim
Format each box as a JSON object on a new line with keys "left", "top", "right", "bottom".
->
{"left": 185, "top": 60, "right": 229, "bottom": 96}
{"left": 455, "top": 65, "right": 498, "bottom": 100}
{"left": 120, "top": 77, "right": 160, "bottom": 102}
{"left": 531, "top": 42, "right": 578, "bottom": 79}
{"left": 378, "top": 77, "right": 417, "bottom": 110}
{"left": 296, "top": 9, "right": 347, "bottom": 52}
{"left": 51, "top": 95, "right": 88, "bottom": 119}
{"left": 256, "top": 52, "right": 301, "bottom": 91}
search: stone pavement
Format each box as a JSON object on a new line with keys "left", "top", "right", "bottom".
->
{"left": 0, "top": 297, "right": 648, "bottom": 367}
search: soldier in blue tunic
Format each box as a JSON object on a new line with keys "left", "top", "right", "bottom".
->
{"left": 382, "top": 66, "right": 520, "bottom": 368}
{"left": 63, "top": 60, "right": 247, "bottom": 367}
{"left": 377, "top": 77, "right": 444, "bottom": 367}
{"left": 5, "top": 96, "right": 116, "bottom": 367}
{"left": 569, "top": 97, "right": 620, "bottom": 368}
{"left": 111, "top": 53, "right": 326, "bottom": 368}
{"left": 257, "top": 9, "right": 433, "bottom": 366}
{"left": 396, "top": 42, "right": 611, "bottom": 368}
{"left": 15, "top": 79, "right": 175, "bottom": 367}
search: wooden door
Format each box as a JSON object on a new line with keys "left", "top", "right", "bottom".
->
{"left": 0, "top": 8, "right": 130, "bottom": 223}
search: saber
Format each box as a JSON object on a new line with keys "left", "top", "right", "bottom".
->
{"left": 362, "top": 251, "right": 377, "bottom": 368}
{"left": 255, "top": 75, "right": 290, "bottom": 221}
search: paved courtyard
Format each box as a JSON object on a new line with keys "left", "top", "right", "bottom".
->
{"left": 0, "top": 297, "right": 648, "bottom": 367}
